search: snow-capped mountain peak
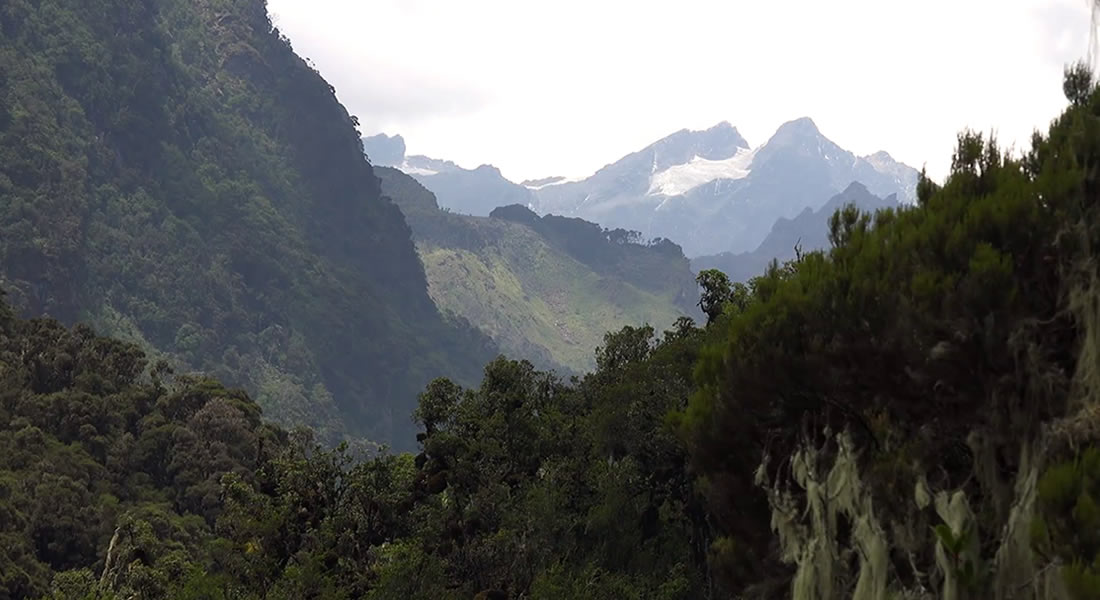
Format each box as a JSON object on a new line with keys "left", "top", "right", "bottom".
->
{"left": 529, "top": 117, "right": 919, "bottom": 255}
{"left": 643, "top": 121, "right": 751, "bottom": 173}
{"left": 367, "top": 116, "right": 920, "bottom": 257}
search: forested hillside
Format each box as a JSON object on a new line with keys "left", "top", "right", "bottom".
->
{"left": 675, "top": 65, "right": 1100, "bottom": 598}
{"left": 377, "top": 166, "right": 700, "bottom": 373}
{"left": 10, "top": 63, "right": 1100, "bottom": 594}
{"left": 0, "top": 286, "right": 715, "bottom": 599}
{"left": 5, "top": 0, "right": 1100, "bottom": 598}
{"left": 0, "top": 0, "right": 496, "bottom": 447}
{"left": 8, "top": 66, "right": 1100, "bottom": 599}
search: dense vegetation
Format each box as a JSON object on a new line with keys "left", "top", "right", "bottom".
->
{"left": 377, "top": 167, "right": 700, "bottom": 373}
{"left": 0, "top": 0, "right": 495, "bottom": 448}
{"left": 674, "top": 63, "right": 1100, "bottom": 598}
{"left": 5, "top": 0, "right": 1100, "bottom": 596}
{"left": 9, "top": 64, "right": 1100, "bottom": 599}
{"left": 0, "top": 287, "right": 716, "bottom": 599}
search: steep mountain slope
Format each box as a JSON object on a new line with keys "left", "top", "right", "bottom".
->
{"left": 0, "top": 0, "right": 495, "bottom": 447}
{"left": 532, "top": 118, "right": 919, "bottom": 256}
{"left": 376, "top": 167, "right": 699, "bottom": 373}
{"left": 691, "top": 182, "right": 900, "bottom": 281}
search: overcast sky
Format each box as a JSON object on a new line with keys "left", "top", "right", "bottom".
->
{"left": 267, "top": 0, "right": 1093, "bottom": 184}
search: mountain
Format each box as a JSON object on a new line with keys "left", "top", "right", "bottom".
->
{"left": 531, "top": 120, "right": 752, "bottom": 213}
{"left": 691, "top": 182, "right": 901, "bottom": 281}
{"left": 376, "top": 167, "right": 700, "bottom": 373}
{"left": 531, "top": 118, "right": 919, "bottom": 257}
{"left": 0, "top": 32, "right": 1096, "bottom": 600}
{"left": 362, "top": 132, "right": 407, "bottom": 166}
{"left": 362, "top": 134, "right": 536, "bottom": 216}
{"left": 379, "top": 120, "right": 918, "bottom": 258}
{"left": 0, "top": 0, "right": 496, "bottom": 448}
{"left": 408, "top": 161, "right": 534, "bottom": 216}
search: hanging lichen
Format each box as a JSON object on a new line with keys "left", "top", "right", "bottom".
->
{"left": 760, "top": 430, "right": 893, "bottom": 600}
{"left": 931, "top": 490, "right": 979, "bottom": 600}
{"left": 759, "top": 428, "right": 1079, "bottom": 600}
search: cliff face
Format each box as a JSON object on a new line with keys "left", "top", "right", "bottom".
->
{"left": 0, "top": 0, "right": 496, "bottom": 447}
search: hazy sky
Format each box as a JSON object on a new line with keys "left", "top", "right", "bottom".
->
{"left": 267, "top": 0, "right": 1093, "bottom": 184}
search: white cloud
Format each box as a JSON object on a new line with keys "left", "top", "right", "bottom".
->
{"left": 268, "top": 0, "right": 1094, "bottom": 184}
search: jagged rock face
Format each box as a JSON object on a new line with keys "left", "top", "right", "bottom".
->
{"left": 362, "top": 132, "right": 406, "bottom": 167}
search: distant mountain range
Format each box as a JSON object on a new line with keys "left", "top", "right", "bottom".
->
{"left": 364, "top": 133, "right": 534, "bottom": 217}
{"left": 364, "top": 119, "right": 919, "bottom": 258}
{"left": 691, "top": 182, "right": 900, "bottom": 281}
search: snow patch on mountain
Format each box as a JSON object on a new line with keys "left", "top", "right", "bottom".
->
{"left": 647, "top": 146, "right": 758, "bottom": 197}
{"left": 402, "top": 163, "right": 439, "bottom": 176}
{"left": 523, "top": 175, "right": 586, "bottom": 190}
{"left": 372, "top": 118, "right": 920, "bottom": 256}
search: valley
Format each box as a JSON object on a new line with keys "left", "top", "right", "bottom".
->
{"left": 376, "top": 166, "right": 700, "bottom": 374}
{"left": 0, "top": 0, "right": 1096, "bottom": 599}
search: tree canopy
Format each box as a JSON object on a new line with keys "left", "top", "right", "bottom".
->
{"left": 5, "top": 2, "right": 1100, "bottom": 599}
{"left": 0, "top": 0, "right": 496, "bottom": 450}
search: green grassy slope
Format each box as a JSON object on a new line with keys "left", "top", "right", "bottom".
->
{"left": 377, "top": 167, "right": 697, "bottom": 373}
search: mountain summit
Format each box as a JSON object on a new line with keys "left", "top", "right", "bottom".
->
{"left": 362, "top": 132, "right": 406, "bottom": 167}
{"left": 530, "top": 119, "right": 918, "bottom": 256}
{"left": 646, "top": 121, "right": 751, "bottom": 168}
{"left": 362, "top": 133, "right": 535, "bottom": 216}
{"left": 769, "top": 116, "right": 822, "bottom": 139}
{"left": 370, "top": 119, "right": 918, "bottom": 257}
